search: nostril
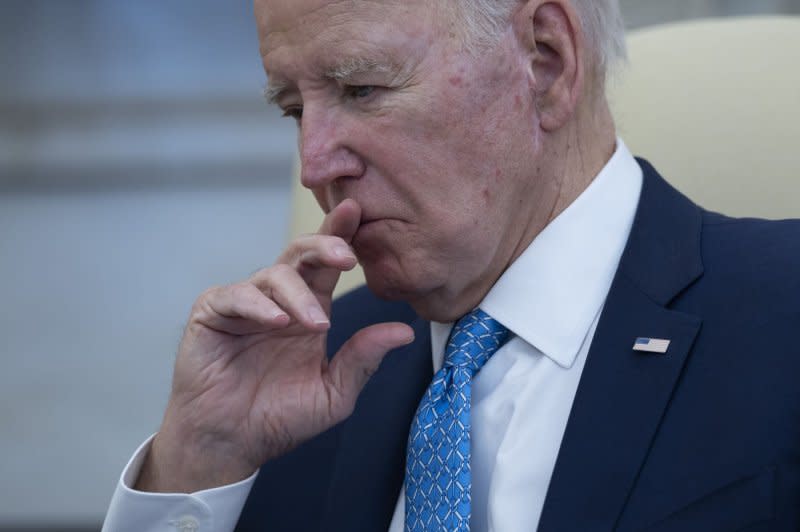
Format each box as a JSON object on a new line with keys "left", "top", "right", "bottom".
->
{"left": 301, "top": 147, "right": 366, "bottom": 189}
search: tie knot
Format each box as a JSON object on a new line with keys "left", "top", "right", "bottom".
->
{"left": 444, "top": 308, "right": 509, "bottom": 374}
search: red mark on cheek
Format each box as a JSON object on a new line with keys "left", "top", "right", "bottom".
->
{"left": 514, "top": 95, "right": 522, "bottom": 109}
{"left": 482, "top": 187, "right": 491, "bottom": 201}
{"left": 495, "top": 168, "right": 502, "bottom": 180}
{"left": 449, "top": 76, "right": 463, "bottom": 87}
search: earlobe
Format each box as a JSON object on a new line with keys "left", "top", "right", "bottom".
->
{"left": 516, "top": 0, "right": 584, "bottom": 131}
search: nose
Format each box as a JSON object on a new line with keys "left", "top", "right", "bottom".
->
{"left": 299, "top": 105, "right": 365, "bottom": 190}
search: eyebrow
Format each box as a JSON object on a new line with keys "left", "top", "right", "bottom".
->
{"left": 263, "top": 56, "right": 398, "bottom": 106}
{"left": 323, "top": 56, "right": 393, "bottom": 81}
{"left": 263, "top": 81, "right": 288, "bottom": 105}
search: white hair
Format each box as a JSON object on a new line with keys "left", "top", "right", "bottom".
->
{"left": 451, "top": 0, "right": 627, "bottom": 79}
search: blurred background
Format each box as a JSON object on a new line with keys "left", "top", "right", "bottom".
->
{"left": 1, "top": 0, "right": 798, "bottom": 530}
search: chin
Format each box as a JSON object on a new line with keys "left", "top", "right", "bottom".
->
{"left": 361, "top": 261, "right": 465, "bottom": 322}
{"left": 361, "top": 259, "right": 435, "bottom": 302}
{"left": 362, "top": 269, "right": 419, "bottom": 302}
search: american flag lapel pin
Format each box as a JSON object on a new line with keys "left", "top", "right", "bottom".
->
{"left": 633, "top": 337, "right": 671, "bottom": 354}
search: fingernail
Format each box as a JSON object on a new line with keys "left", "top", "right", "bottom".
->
{"left": 334, "top": 245, "right": 356, "bottom": 260}
{"left": 308, "top": 307, "right": 330, "bottom": 326}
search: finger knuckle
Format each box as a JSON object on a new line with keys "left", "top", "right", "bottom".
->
{"left": 270, "top": 263, "right": 296, "bottom": 278}
{"left": 293, "top": 233, "right": 316, "bottom": 245}
{"left": 279, "top": 235, "right": 313, "bottom": 261}
{"left": 248, "top": 266, "right": 270, "bottom": 281}
{"left": 240, "top": 282, "right": 266, "bottom": 306}
{"left": 231, "top": 280, "right": 253, "bottom": 293}
{"left": 194, "top": 285, "right": 221, "bottom": 306}
{"left": 189, "top": 288, "right": 218, "bottom": 321}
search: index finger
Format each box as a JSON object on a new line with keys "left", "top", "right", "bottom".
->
{"left": 318, "top": 199, "right": 361, "bottom": 243}
{"left": 269, "top": 198, "right": 362, "bottom": 305}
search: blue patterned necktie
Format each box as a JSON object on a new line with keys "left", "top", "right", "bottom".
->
{"left": 405, "top": 308, "right": 510, "bottom": 531}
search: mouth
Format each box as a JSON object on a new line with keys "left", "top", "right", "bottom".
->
{"left": 359, "top": 216, "right": 382, "bottom": 227}
{"left": 355, "top": 217, "right": 385, "bottom": 236}
{"left": 357, "top": 209, "right": 391, "bottom": 227}
{"left": 353, "top": 216, "right": 395, "bottom": 246}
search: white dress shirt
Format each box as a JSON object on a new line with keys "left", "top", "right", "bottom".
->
{"left": 103, "top": 139, "right": 642, "bottom": 532}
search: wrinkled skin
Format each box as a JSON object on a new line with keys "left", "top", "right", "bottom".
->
{"left": 137, "top": 199, "right": 416, "bottom": 492}
{"left": 260, "top": 0, "right": 563, "bottom": 321}
{"left": 136, "top": 0, "right": 612, "bottom": 492}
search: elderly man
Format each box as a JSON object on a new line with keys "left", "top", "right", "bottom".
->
{"left": 104, "top": 0, "right": 800, "bottom": 530}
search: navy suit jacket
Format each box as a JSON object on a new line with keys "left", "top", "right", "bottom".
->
{"left": 236, "top": 160, "right": 800, "bottom": 531}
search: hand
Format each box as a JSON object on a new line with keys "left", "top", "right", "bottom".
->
{"left": 135, "top": 199, "right": 415, "bottom": 493}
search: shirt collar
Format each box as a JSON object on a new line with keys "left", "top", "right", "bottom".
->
{"left": 431, "top": 139, "right": 643, "bottom": 370}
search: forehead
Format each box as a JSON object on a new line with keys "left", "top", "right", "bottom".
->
{"left": 255, "top": 0, "right": 454, "bottom": 92}
{"left": 255, "top": 0, "right": 441, "bottom": 33}
{"left": 255, "top": 0, "right": 448, "bottom": 72}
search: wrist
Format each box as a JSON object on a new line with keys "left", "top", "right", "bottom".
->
{"left": 134, "top": 427, "right": 258, "bottom": 493}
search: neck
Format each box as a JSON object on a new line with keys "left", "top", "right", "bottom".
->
{"left": 412, "top": 96, "right": 618, "bottom": 323}
{"left": 511, "top": 96, "right": 618, "bottom": 263}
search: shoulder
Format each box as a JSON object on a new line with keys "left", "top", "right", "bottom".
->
{"left": 679, "top": 212, "right": 800, "bottom": 403}
{"left": 673, "top": 211, "right": 800, "bottom": 351}
{"left": 699, "top": 212, "right": 800, "bottom": 302}
{"left": 702, "top": 210, "right": 800, "bottom": 249}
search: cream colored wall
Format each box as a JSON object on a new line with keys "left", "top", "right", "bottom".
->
{"left": 608, "top": 16, "right": 800, "bottom": 220}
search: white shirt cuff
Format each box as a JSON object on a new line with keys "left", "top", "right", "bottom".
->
{"left": 102, "top": 434, "right": 258, "bottom": 532}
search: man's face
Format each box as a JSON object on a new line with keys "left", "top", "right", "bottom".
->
{"left": 257, "top": 0, "right": 559, "bottom": 319}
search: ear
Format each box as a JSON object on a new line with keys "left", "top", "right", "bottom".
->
{"left": 514, "top": 0, "right": 585, "bottom": 131}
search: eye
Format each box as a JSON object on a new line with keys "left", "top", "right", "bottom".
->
{"left": 344, "top": 85, "right": 376, "bottom": 100}
{"left": 281, "top": 106, "right": 303, "bottom": 122}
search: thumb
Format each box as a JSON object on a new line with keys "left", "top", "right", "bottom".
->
{"left": 327, "top": 322, "right": 415, "bottom": 418}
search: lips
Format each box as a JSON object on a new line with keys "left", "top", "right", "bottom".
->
{"left": 355, "top": 218, "right": 385, "bottom": 237}
{"left": 359, "top": 216, "right": 382, "bottom": 226}
{"left": 357, "top": 210, "right": 388, "bottom": 227}
{"left": 353, "top": 215, "right": 392, "bottom": 246}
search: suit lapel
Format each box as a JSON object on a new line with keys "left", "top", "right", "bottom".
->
{"left": 322, "top": 315, "right": 432, "bottom": 531}
{"left": 538, "top": 160, "right": 705, "bottom": 531}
